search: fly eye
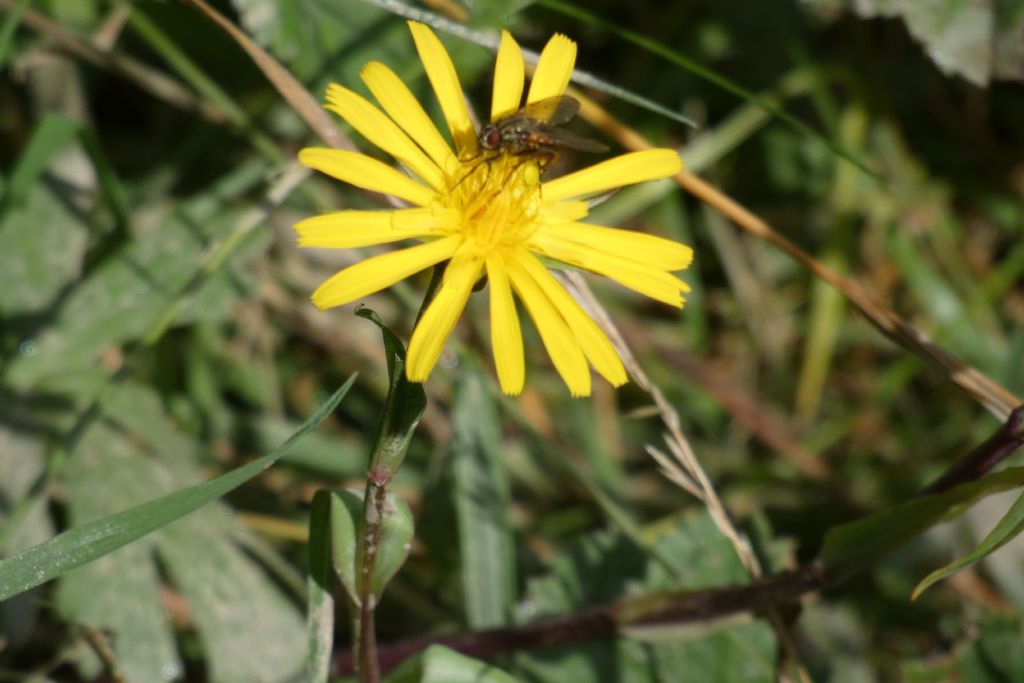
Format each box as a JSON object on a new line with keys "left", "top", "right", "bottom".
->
{"left": 484, "top": 129, "right": 501, "bottom": 149}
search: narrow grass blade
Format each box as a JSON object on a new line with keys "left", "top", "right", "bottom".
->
{"left": 306, "top": 490, "right": 336, "bottom": 683}
{"left": 451, "top": 365, "right": 515, "bottom": 628}
{"left": 912, "top": 490, "right": 1024, "bottom": 600}
{"left": 127, "top": 6, "right": 283, "bottom": 161}
{"left": 0, "top": 114, "right": 81, "bottom": 212}
{"left": 353, "top": 0, "right": 697, "bottom": 128}
{"left": 821, "top": 466, "right": 1024, "bottom": 582}
{"left": 538, "top": 0, "right": 880, "bottom": 179}
{"left": 0, "top": 0, "right": 30, "bottom": 67}
{"left": 0, "top": 375, "right": 356, "bottom": 602}
{"left": 183, "top": 0, "right": 351, "bottom": 151}
{"left": 0, "top": 113, "right": 129, "bottom": 258}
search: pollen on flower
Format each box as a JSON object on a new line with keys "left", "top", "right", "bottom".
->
{"left": 445, "top": 156, "right": 543, "bottom": 253}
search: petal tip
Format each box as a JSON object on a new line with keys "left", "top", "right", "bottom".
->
{"left": 310, "top": 294, "right": 331, "bottom": 311}
{"left": 405, "top": 365, "right": 429, "bottom": 383}
{"left": 500, "top": 383, "right": 524, "bottom": 397}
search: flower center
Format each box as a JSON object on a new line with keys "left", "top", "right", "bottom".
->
{"left": 445, "top": 154, "right": 543, "bottom": 252}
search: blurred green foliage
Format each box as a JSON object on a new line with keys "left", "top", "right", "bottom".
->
{"left": 1, "top": 0, "right": 1023, "bottom": 681}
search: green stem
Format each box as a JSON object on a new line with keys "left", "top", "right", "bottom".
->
{"left": 353, "top": 275, "right": 438, "bottom": 681}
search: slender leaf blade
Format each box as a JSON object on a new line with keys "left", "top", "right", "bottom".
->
{"left": 356, "top": 307, "right": 426, "bottom": 474}
{"left": 0, "top": 113, "right": 80, "bottom": 212}
{"left": 384, "top": 644, "right": 521, "bottom": 683}
{"left": 451, "top": 366, "right": 515, "bottom": 628}
{"left": 0, "top": 375, "right": 356, "bottom": 602}
{"left": 306, "top": 491, "right": 336, "bottom": 683}
{"left": 537, "top": 0, "right": 880, "bottom": 178}
{"left": 912, "top": 490, "right": 1024, "bottom": 599}
{"left": 821, "top": 466, "right": 1024, "bottom": 580}
{"left": 158, "top": 516, "right": 306, "bottom": 682}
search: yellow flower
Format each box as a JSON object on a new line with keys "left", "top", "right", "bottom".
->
{"left": 296, "top": 21, "right": 692, "bottom": 397}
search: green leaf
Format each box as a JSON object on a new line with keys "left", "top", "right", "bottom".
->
{"left": 835, "top": 0, "right": 1024, "bottom": 87}
{"left": 158, "top": 513, "right": 306, "bottom": 682}
{"left": 0, "top": 423, "right": 54, "bottom": 555}
{"left": 58, "top": 537, "right": 179, "bottom": 682}
{"left": 957, "top": 614, "right": 1024, "bottom": 682}
{"left": 888, "top": 229, "right": 1003, "bottom": 371}
{"left": 451, "top": 364, "right": 515, "bottom": 629}
{"left": 0, "top": 114, "right": 81, "bottom": 212}
{"left": 912, "top": 489, "right": 1024, "bottom": 599}
{"left": 53, "top": 386, "right": 311, "bottom": 683}
{"left": 384, "top": 644, "right": 521, "bottom": 683}
{"left": 256, "top": 415, "right": 366, "bottom": 478}
{"left": 230, "top": 0, "right": 432, "bottom": 92}
{"left": 820, "top": 466, "right": 1024, "bottom": 580}
{"left": 0, "top": 0, "right": 31, "bottom": 68}
{"left": 0, "top": 113, "right": 128, "bottom": 273}
{"left": 0, "top": 423, "right": 56, "bottom": 654}
{"left": 0, "top": 183, "right": 88, "bottom": 317}
{"left": 328, "top": 488, "right": 361, "bottom": 606}
{"left": 306, "top": 491, "right": 336, "bottom": 683}
{"left": 4, "top": 162, "right": 271, "bottom": 389}
{"left": 519, "top": 512, "right": 781, "bottom": 683}
{"left": 904, "top": 613, "right": 1024, "bottom": 682}
{"left": 329, "top": 487, "right": 415, "bottom": 602}
{"left": 0, "top": 114, "right": 93, "bottom": 319}
{"left": 0, "top": 375, "right": 355, "bottom": 603}
{"left": 357, "top": 306, "right": 426, "bottom": 474}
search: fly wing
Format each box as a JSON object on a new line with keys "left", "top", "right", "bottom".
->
{"left": 518, "top": 95, "right": 581, "bottom": 125}
{"left": 542, "top": 127, "right": 609, "bottom": 153}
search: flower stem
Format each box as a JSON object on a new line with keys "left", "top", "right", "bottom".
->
{"left": 355, "top": 473, "right": 389, "bottom": 683}
{"left": 354, "top": 278, "right": 438, "bottom": 682}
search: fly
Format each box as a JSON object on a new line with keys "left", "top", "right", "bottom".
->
{"left": 477, "top": 95, "right": 608, "bottom": 164}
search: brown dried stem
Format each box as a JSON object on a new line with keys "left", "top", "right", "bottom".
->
{"left": 333, "top": 405, "right": 1024, "bottom": 676}
{"left": 575, "top": 92, "right": 1022, "bottom": 422}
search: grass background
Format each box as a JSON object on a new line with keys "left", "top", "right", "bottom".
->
{"left": 1, "top": 0, "right": 1023, "bottom": 681}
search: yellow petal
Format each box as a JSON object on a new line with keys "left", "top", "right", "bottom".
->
{"left": 311, "top": 235, "right": 461, "bottom": 309}
{"left": 526, "top": 33, "right": 576, "bottom": 105}
{"left": 406, "top": 248, "right": 483, "bottom": 382}
{"left": 529, "top": 232, "right": 690, "bottom": 307}
{"left": 407, "top": 21, "right": 477, "bottom": 156}
{"left": 486, "top": 253, "right": 525, "bottom": 395}
{"left": 538, "top": 200, "right": 589, "bottom": 223}
{"left": 299, "top": 148, "right": 436, "bottom": 207}
{"left": 542, "top": 149, "right": 682, "bottom": 204}
{"left": 511, "top": 251, "right": 626, "bottom": 387}
{"left": 507, "top": 254, "right": 591, "bottom": 397}
{"left": 491, "top": 31, "right": 525, "bottom": 121}
{"left": 538, "top": 222, "right": 694, "bottom": 271}
{"left": 360, "top": 61, "right": 458, "bottom": 175}
{"left": 325, "top": 84, "right": 445, "bottom": 192}
{"left": 294, "top": 208, "right": 454, "bottom": 249}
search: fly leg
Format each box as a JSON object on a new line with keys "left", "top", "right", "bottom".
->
{"left": 450, "top": 152, "right": 494, "bottom": 192}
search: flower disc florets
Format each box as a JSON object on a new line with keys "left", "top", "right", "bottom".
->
{"left": 449, "top": 157, "right": 542, "bottom": 253}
